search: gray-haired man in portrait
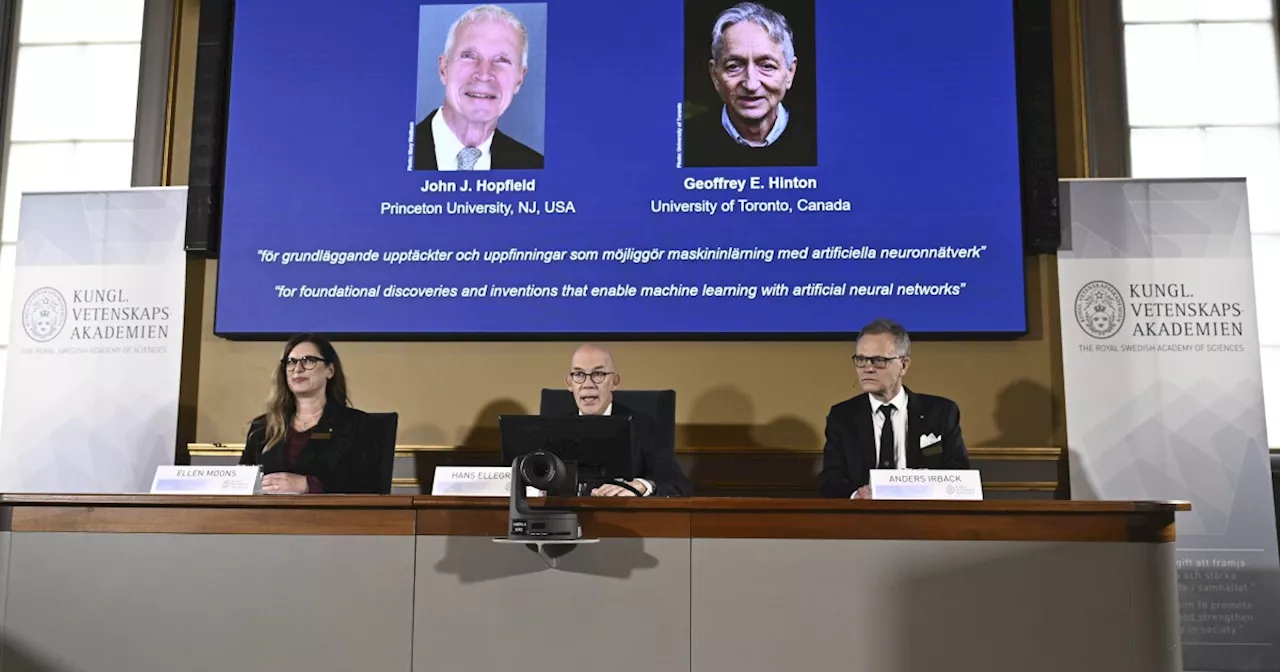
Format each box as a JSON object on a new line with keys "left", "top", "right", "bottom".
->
{"left": 413, "top": 4, "right": 544, "bottom": 170}
{"left": 683, "top": 1, "right": 816, "bottom": 167}
{"left": 818, "top": 318, "right": 970, "bottom": 498}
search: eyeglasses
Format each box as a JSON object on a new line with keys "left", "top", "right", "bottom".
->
{"left": 282, "top": 355, "right": 327, "bottom": 371}
{"left": 852, "top": 355, "right": 902, "bottom": 369}
{"left": 569, "top": 371, "right": 615, "bottom": 384}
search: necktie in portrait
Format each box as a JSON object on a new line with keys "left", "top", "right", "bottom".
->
{"left": 457, "top": 147, "right": 481, "bottom": 170}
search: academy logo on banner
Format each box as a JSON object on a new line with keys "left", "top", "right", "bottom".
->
{"left": 22, "top": 287, "right": 68, "bottom": 342}
{"left": 14, "top": 286, "right": 173, "bottom": 351}
{"left": 1073, "top": 279, "right": 1243, "bottom": 344}
{"left": 1073, "top": 280, "right": 1126, "bottom": 339}
{"left": 0, "top": 187, "right": 188, "bottom": 493}
{"left": 1058, "top": 178, "right": 1277, "bottom": 671}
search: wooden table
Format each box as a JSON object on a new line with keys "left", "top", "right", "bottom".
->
{"left": 0, "top": 495, "right": 1190, "bottom": 672}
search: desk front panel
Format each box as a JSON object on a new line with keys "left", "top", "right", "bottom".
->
{"left": 0, "top": 531, "right": 8, "bottom": 647}
{"left": 691, "top": 538, "right": 1182, "bottom": 672}
{"left": 414, "top": 535, "right": 692, "bottom": 672}
{"left": 1, "top": 532, "right": 415, "bottom": 672}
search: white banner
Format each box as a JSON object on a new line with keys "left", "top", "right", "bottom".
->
{"left": 1058, "top": 178, "right": 1278, "bottom": 671}
{"left": 0, "top": 188, "right": 188, "bottom": 493}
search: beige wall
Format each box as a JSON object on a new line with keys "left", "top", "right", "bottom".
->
{"left": 168, "top": 0, "right": 1084, "bottom": 452}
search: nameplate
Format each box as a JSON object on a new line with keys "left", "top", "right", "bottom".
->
{"left": 431, "top": 466, "right": 540, "bottom": 497}
{"left": 869, "top": 469, "right": 983, "bottom": 500}
{"left": 150, "top": 465, "right": 262, "bottom": 495}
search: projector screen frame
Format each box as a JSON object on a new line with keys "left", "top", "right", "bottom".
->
{"left": 195, "top": 0, "right": 1057, "bottom": 343}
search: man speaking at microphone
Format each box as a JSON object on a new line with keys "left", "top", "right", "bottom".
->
{"left": 818, "top": 318, "right": 970, "bottom": 498}
{"left": 561, "top": 343, "right": 692, "bottom": 497}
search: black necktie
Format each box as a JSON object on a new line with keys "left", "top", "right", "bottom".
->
{"left": 878, "top": 404, "right": 896, "bottom": 469}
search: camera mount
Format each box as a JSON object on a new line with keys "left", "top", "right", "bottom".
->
{"left": 493, "top": 450, "right": 598, "bottom": 568}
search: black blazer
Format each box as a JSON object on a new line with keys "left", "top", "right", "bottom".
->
{"left": 412, "top": 109, "right": 544, "bottom": 170}
{"left": 239, "top": 405, "right": 383, "bottom": 494}
{"left": 818, "top": 388, "right": 970, "bottom": 498}
{"left": 564, "top": 403, "right": 692, "bottom": 497}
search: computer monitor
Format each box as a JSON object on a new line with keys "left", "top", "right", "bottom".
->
{"left": 498, "top": 415, "right": 635, "bottom": 496}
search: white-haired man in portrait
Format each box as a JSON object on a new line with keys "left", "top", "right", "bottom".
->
{"left": 683, "top": 1, "right": 816, "bottom": 167}
{"left": 413, "top": 4, "right": 544, "bottom": 170}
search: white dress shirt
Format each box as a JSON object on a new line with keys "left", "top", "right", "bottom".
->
{"left": 854, "top": 387, "right": 908, "bottom": 499}
{"left": 721, "top": 102, "right": 790, "bottom": 147}
{"left": 431, "top": 107, "right": 494, "bottom": 171}
{"left": 870, "top": 386, "right": 909, "bottom": 471}
{"left": 579, "top": 401, "right": 653, "bottom": 496}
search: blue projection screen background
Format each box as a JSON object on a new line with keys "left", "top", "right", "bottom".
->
{"left": 214, "top": 0, "right": 1028, "bottom": 337}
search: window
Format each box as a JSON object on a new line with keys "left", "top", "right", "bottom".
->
{"left": 1123, "top": 0, "right": 1280, "bottom": 447}
{"left": 0, "top": 0, "right": 145, "bottom": 435}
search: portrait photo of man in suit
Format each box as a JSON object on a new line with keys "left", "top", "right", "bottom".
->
{"left": 819, "top": 318, "right": 970, "bottom": 499}
{"left": 412, "top": 4, "right": 546, "bottom": 171}
{"left": 681, "top": 1, "right": 817, "bottom": 168}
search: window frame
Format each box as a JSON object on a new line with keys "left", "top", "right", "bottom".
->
{"left": 1113, "top": 0, "right": 1280, "bottom": 448}
{"left": 0, "top": 0, "right": 150, "bottom": 436}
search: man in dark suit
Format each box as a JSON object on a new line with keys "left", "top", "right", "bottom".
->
{"left": 819, "top": 319, "right": 970, "bottom": 498}
{"left": 413, "top": 5, "right": 544, "bottom": 171}
{"left": 413, "top": 108, "right": 543, "bottom": 170}
{"left": 563, "top": 343, "right": 692, "bottom": 497}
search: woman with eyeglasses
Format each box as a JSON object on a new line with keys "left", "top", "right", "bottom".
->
{"left": 238, "top": 334, "right": 382, "bottom": 494}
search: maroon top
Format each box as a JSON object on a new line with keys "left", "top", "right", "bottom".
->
{"left": 285, "top": 428, "right": 324, "bottom": 494}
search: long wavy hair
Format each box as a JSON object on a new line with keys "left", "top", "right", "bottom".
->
{"left": 261, "top": 334, "right": 350, "bottom": 452}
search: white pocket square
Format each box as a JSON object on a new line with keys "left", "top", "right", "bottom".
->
{"left": 920, "top": 434, "right": 942, "bottom": 448}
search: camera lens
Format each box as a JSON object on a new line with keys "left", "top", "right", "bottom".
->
{"left": 521, "top": 450, "right": 564, "bottom": 490}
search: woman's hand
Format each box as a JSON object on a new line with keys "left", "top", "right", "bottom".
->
{"left": 262, "top": 472, "right": 310, "bottom": 494}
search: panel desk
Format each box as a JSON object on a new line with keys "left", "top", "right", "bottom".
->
{"left": 0, "top": 495, "right": 1189, "bottom": 672}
